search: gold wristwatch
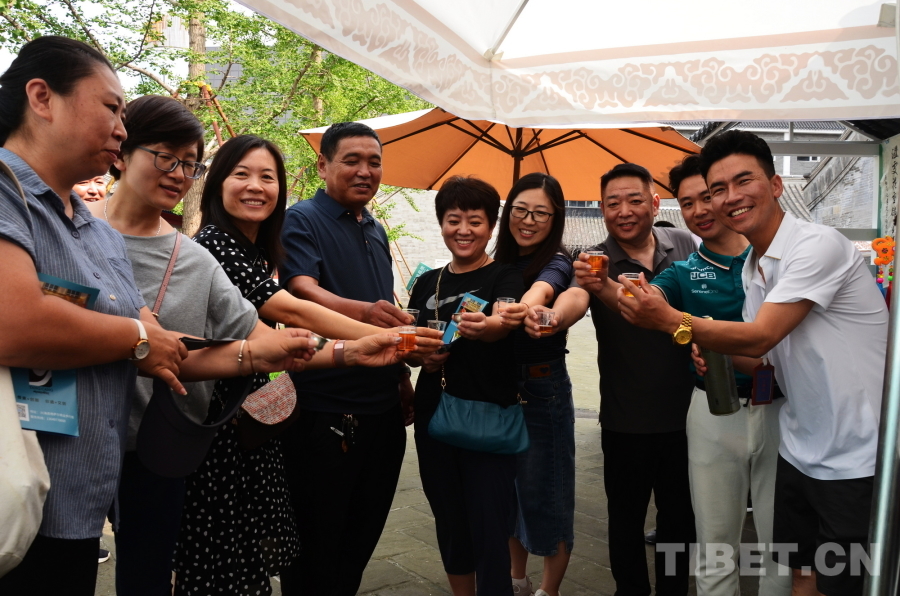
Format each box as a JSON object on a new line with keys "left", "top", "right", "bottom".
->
{"left": 672, "top": 312, "right": 692, "bottom": 345}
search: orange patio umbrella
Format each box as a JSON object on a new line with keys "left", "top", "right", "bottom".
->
{"left": 300, "top": 108, "right": 699, "bottom": 201}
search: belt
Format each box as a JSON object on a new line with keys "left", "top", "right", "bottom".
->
{"left": 523, "top": 364, "right": 552, "bottom": 378}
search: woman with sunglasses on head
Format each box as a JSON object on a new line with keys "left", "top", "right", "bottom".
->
{"left": 174, "top": 134, "right": 441, "bottom": 595}
{"left": 494, "top": 173, "right": 577, "bottom": 596}
{"left": 0, "top": 36, "right": 191, "bottom": 596}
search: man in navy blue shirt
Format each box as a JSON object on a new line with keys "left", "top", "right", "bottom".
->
{"left": 278, "top": 122, "right": 415, "bottom": 595}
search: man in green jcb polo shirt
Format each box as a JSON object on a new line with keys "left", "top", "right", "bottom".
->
{"left": 648, "top": 156, "right": 790, "bottom": 596}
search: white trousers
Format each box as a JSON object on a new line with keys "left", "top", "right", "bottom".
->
{"left": 687, "top": 388, "right": 792, "bottom": 596}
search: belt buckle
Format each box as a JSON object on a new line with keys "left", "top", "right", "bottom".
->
{"left": 527, "top": 365, "right": 551, "bottom": 378}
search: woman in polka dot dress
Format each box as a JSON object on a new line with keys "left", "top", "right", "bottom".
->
{"left": 173, "top": 135, "right": 428, "bottom": 595}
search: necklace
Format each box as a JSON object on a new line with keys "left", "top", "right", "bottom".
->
{"left": 104, "top": 195, "right": 162, "bottom": 237}
{"left": 449, "top": 252, "right": 489, "bottom": 274}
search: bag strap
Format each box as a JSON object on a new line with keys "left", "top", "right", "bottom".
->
{"left": 435, "top": 265, "right": 448, "bottom": 390}
{"left": 0, "top": 159, "right": 30, "bottom": 213}
{"left": 151, "top": 232, "right": 182, "bottom": 317}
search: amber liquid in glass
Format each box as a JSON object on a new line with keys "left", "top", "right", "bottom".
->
{"left": 398, "top": 333, "right": 416, "bottom": 351}
{"left": 539, "top": 325, "right": 553, "bottom": 335}
{"left": 588, "top": 255, "right": 603, "bottom": 272}
{"left": 623, "top": 277, "right": 641, "bottom": 297}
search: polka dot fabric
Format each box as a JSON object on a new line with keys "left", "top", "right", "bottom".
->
{"left": 174, "top": 225, "right": 298, "bottom": 595}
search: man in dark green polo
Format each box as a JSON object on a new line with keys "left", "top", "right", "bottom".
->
{"left": 647, "top": 156, "right": 789, "bottom": 596}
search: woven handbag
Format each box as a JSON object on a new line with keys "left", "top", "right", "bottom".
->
{"left": 236, "top": 372, "right": 300, "bottom": 449}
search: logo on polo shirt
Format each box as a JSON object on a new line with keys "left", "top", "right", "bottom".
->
{"left": 690, "top": 271, "right": 717, "bottom": 280}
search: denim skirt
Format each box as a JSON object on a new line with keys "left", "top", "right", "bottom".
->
{"left": 513, "top": 358, "right": 576, "bottom": 556}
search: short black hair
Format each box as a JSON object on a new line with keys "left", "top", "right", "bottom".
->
{"left": 320, "top": 122, "right": 382, "bottom": 161}
{"left": 434, "top": 176, "right": 501, "bottom": 227}
{"left": 110, "top": 95, "right": 205, "bottom": 179}
{"left": 699, "top": 130, "right": 776, "bottom": 179}
{"left": 0, "top": 36, "right": 115, "bottom": 145}
{"left": 668, "top": 154, "right": 704, "bottom": 197}
{"left": 653, "top": 220, "right": 676, "bottom": 228}
{"left": 600, "top": 163, "right": 654, "bottom": 198}
{"left": 198, "top": 135, "right": 287, "bottom": 274}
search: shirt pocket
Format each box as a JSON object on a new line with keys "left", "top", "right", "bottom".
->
{"left": 105, "top": 257, "right": 144, "bottom": 314}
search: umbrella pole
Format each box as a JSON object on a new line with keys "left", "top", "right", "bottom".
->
{"left": 512, "top": 128, "right": 523, "bottom": 186}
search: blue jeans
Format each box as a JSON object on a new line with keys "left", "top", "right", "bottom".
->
{"left": 513, "top": 359, "right": 576, "bottom": 556}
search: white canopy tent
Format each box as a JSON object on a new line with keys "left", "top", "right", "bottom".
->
{"left": 233, "top": 1, "right": 900, "bottom": 593}
{"left": 234, "top": 0, "right": 899, "bottom": 126}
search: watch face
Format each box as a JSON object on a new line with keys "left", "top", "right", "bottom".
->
{"left": 134, "top": 341, "right": 151, "bottom": 360}
{"left": 674, "top": 329, "right": 692, "bottom": 345}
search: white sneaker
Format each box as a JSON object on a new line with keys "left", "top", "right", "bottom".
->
{"left": 535, "top": 590, "right": 559, "bottom": 596}
{"left": 512, "top": 576, "right": 533, "bottom": 595}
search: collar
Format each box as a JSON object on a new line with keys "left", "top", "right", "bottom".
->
{"left": 603, "top": 228, "right": 673, "bottom": 271}
{"left": 697, "top": 243, "right": 751, "bottom": 271}
{"left": 0, "top": 148, "right": 92, "bottom": 224}
{"left": 760, "top": 212, "right": 796, "bottom": 261}
{"left": 312, "top": 188, "right": 373, "bottom": 222}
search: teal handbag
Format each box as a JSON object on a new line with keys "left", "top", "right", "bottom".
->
{"left": 426, "top": 265, "right": 530, "bottom": 454}
{"left": 429, "top": 388, "right": 530, "bottom": 454}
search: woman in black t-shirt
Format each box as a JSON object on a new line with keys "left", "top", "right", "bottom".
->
{"left": 494, "top": 174, "right": 576, "bottom": 596}
{"left": 406, "top": 176, "right": 524, "bottom": 596}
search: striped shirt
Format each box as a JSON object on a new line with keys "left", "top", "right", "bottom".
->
{"left": 0, "top": 149, "right": 141, "bottom": 539}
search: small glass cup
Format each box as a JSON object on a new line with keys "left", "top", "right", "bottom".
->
{"left": 538, "top": 310, "right": 556, "bottom": 335}
{"left": 427, "top": 320, "right": 447, "bottom": 332}
{"left": 586, "top": 250, "right": 605, "bottom": 273}
{"left": 398, "top": 325, "right": 417, "bottom": 351}
{"left": 496, "top": 297, "right": 515, "bottom": 313}
{"left": 622, "top": 272, "right": 642, "bottom": 297}
{"left": 309, "top": 332, "right": 328, "bottom": 352}
{"left": 402, "top": 309, "right": 419, "bottom": 324}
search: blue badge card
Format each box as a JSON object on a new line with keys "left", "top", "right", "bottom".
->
{"left": 442, "top": 293, "right": 489, "bottom": 344}
{"left": 406, "top": 262, "right": 432, "bottom": 292}
{"left": 12, "top": 273, "right": 99, "bottom": 436}
{"left": 13, "top": 369, "right": 79, "bottom": 436}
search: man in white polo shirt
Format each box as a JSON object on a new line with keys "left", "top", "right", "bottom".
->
{"left": 617, "top": 130, "right": 887, "bottom": 596}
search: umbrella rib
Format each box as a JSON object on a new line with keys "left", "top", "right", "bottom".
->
{"left": 521, "top": 130, "right": 584, "bottom": 156}
{"left": 619, "top": 128, "right": 699, "bottom": 154}
{"left": 449, "top": 121, "right": 512, "bottom": 154}
{"left": 382, "top": 116, "right": 461, "bottom": 147}
{"left": 580, "top": 134, "right": 674, "bottom": 194}
{"left": 425, "top": 123, "right": 499, "bottom": 189}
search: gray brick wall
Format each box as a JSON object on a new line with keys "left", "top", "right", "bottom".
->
{"left": 804, "top": 154, "right": 877, "bottom": 229}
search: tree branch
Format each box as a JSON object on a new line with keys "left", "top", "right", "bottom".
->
{"left": 217, "top": 61, "right": 233, "bottom": 92}
{"left": 59, "top": 0, "right": 106, "bottom": 55}
{"left": 122, "top": 62, "right": 177, "bottom": 96}
{"left": 259, "top": 54, "right": 316, "bottom": 125}
{"left": 1, "top": 14, "right": 33, "bottom": 41}
{"left": 120, "top": 0, "right": 157, "bottom": 68}
{"left": 348, "top": 96, "right": 378, "bottom": 120}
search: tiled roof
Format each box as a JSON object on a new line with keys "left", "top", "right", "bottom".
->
{"left": 780, "top": 179, "right": 813, "bottom": 222}
{"left": 562, "top": 207, "right": 688, "bottom": 254}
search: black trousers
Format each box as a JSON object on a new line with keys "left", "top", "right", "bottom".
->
{"left": 279, "top": 404, "right": 407, "bottom": 596}
{"left": 115, "top": 450, "right": 186, "bottom": 596}
{"left": 0, "top": 534, "right": 100, "bottom": 595}
{"left": 602, "top": 428, "right": 695, "bottom": 596}
{"left": 415, "top": 409, "right": 517, "bottom": 596}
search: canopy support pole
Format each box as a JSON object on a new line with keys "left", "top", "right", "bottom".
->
{"left": 865, "top": 4, "right": 900, "bottom": 595}
{"left": 484, "top": 0, "right": 530, "bottom": 60}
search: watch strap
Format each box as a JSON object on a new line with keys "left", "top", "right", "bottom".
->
{"left": 333, "top": 339, "right": 347, "bottom": 368}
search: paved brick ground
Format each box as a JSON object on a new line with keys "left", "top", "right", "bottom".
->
{"left": 95, "top": 317, "right": 763, "bottom": 595}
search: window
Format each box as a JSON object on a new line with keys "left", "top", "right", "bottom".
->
{"left": 796, "top": 156, "right": 820, "bottom": 162}
{"left": 566, "top": 200, "right": 599, "bottom": 208}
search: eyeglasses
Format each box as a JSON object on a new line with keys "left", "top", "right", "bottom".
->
{"left": 135, "top": 146, "right": 206, "bottom": 179}
{"left": 510, "top": 206, "right": 553, "bottom": 223}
